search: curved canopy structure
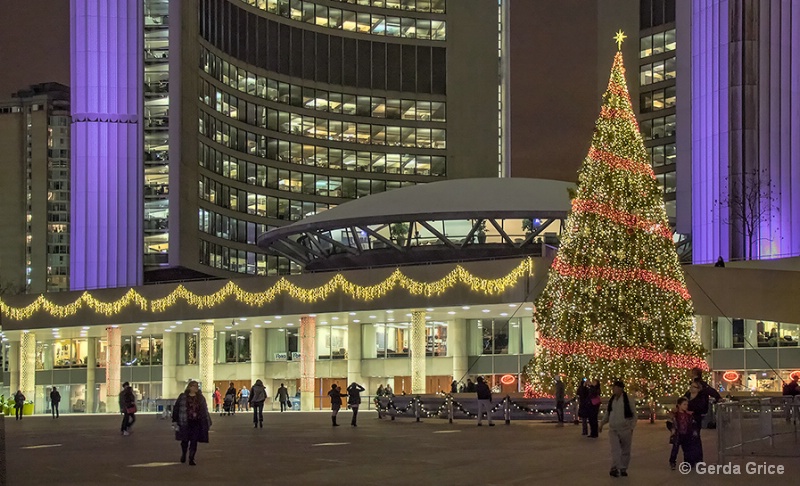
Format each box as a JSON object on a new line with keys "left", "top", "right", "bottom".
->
{"left": 257, "top": 178, "right": 574, "bottom": 271}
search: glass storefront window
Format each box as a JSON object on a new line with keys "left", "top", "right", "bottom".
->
{"left": 317, "top": 325, "right": 348, "bottom": 359}
{"left": 426, "top": 322, "right": 447, "bottom": 356}
{"left": 216, "top": 330, "right": 251, "bottom": 363}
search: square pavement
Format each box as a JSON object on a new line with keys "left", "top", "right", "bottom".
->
{"left": 5, "top": 412, "right": 798, "bottom": 485}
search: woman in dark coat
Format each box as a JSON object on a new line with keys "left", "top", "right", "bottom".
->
{"left": 327, "top": 384, "right": 346, "bottom": 427}
{"left": 587, "top": 379, "right": 602, "bottom": 438}
{"left": 576, "top": 380, "right": 590, "bottom": 435}
{"left": 172, "top": 380, "right": 212, "bottom": 465}
{"left": 346, "top": 382, "right": 366, "bottom": 427}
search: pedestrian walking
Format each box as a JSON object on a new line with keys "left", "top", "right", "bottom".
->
{"left": 555, "top": 375, "right": 566, "bottom": 426}
{"left": 587, "top": 379, "right": 602, "bottom": 438}
{"left": 328, "top": 384, "right": 346, "bottom": 426}
{"left": 347, "top": 382, "right": 365, "bottom": 427}
{"left": 475, "top": 376, "right": 495, "bottom": 426}
{"left": 249, "top": 379, "right": 267, "bottom": 428}
{"left": 668, "top": 397, "right": 702, "bottom": 469}
{"left": 385, "top": 384, "right": 394, "bottom": 397}
{"left": 450, "top": 380, "right": 458, "bottom": 394}
{"left": 275, "top": 383, "right": 290, "bottom": 412}
{"left": 783, "top": 374, "right": 799, "bottom": 422}
{"left": 239, "top": 385, "right": 250, "bottom": 412}
{"left": 466, "top": 379, "right": 476, "bottom": 393}
{"left": 172, "top": 380, "right": 212, "bottom": 466}
{"left": 599, "top": 380, "right": 637, "bottom": 477}
{"left": 13, "top": 390, "right": 25, "bottom": 420}
{"left": 120, "top": 382, "right": 137, "bottom": 435}
{"left": 50, "top": 386, "right": 61, "bottom": 418}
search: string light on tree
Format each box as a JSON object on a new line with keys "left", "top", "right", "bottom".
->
{"left": 523, "top": 35, "right": 706, "bottom": 401}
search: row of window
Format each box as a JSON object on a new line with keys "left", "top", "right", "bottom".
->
{"left": 238, "top": 0, "right": 446, "bottom": 39}
{"left": 201, "top": 48, "right": 446, "bottom": 121}
{"left": 199, "top": 113, "right": 447, "bottom": 176}
{"left": 200, "top": 238, "right": 296, "bottom": 275}
{"left": 647, "top": 142, "right": 676, "bottom": 168}
{"left": 200, "top": 0, "right": 447, "bottom": 93}
{"left": 639, "top": 28, "right": 676, "bottom": 58}
{"left": 200, "top": 88, "right": 447, "bottom": 149}
{"left": 640, "top": 0, "right": 676, "bottom": 30}
{"left": 200, "top": 130, "right": 445, "bottom": 176}
{"left": 639, "top": 57, "right": 676, "bottom": 86}
{"left": 198, "top": 168, "right": 412, "bottom": 218}
{"left": 640, "top": 114, "right": 675, "bottom": 141}
{"left": 640, "top": 86, "right": 676, "bottom": 113}
{"left": 329, "top": 0, "right": 446, "bottom": 13}
{"left": 200, "top": 207, "right": 274, "bottom": 244}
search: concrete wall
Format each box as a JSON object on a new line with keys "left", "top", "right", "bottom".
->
{"left": 508, "top": 0, "right": 639, "bottom": 182}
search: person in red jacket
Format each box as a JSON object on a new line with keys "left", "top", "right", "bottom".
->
{"left": 212, "top": 387, "right": 222, "bottom": 413}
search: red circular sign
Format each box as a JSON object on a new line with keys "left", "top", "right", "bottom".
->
{"left": 790, "top": 371, "right": 800, "bottom": 381}
{"left": 723, "top": 371, "right": 740, "bottom": 382}
{"left": 500, "top": 374, "right": 516, "bottom": 385}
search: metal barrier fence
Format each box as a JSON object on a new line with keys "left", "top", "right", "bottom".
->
{"left": 717, "top": 397, "right": 800, "bottom": 461}
{"left": 376, "top": 395, "right": 562, "bottom": 423}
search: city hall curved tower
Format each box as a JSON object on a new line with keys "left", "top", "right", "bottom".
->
{"left": 167, "top": 0, "right": 498, "bottom": 278}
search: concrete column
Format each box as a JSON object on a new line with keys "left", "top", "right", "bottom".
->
{"left": 161, "top": 331, "right": 177, "bottom": 399}
{"left": 106, "top": 326, "right": 121, "bottom": 409}
{"left": 86, "top": 337, "right": 97, "bottom": 413}
{"left": 410, "top": 311, "right": 426, "bottom": 394}
{"left": 250, "top": 327, "right": 266, "bottom": 384}
{"left": 8, "top": 342, "right": 19, "bottom": 394}
{"left": 347, "top": 321, "right": 363, "bottom": 386}
{"left": 448, "top": 319, "right": 468, "bottom": 384}
{"left": 199, "top": 323, "right": 214, "bottom": 393}
{"left": 299, "top": 316, "right": 316, "bottom": 411}
{"left": 19, "top": 331, "right": 36, "bottom": 400}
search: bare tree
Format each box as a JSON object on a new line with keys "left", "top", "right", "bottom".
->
{"left": 717, "top": 168, "right": 779, "bottom": 260}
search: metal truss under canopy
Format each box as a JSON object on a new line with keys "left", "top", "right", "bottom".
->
{"left": 257, "top": 178, "right": 575, "bottom": 271}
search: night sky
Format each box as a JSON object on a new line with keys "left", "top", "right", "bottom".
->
{"left": 0, "top": 0, "right": 70, "bottom": 97}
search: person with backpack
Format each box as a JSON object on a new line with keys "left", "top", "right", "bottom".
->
{"left": 13, "top": 390, "right": 25, "bottom": 421}
{"left": 599, "top": 380, "right": 637, "bottom": 478}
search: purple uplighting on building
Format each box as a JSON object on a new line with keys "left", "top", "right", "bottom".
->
{"left": 691, "top": 0, "right": 729, "bottom": 264}
{"left": 691, "top": 0, "right": 800, "bottom": 264}
{"left": 70, "top": 0, "right": 143, "bottom": 289}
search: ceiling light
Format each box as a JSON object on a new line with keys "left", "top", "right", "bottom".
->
{"left": 386, "top": 310, "right": 394, "bottom": 313}
{"left": 135, "top": 331, "right": 143, "bottom": 334}
{"left": 447, "top": 311, "right": 456, "bottom": 315}
{"left": 239, "top": 318, "right": 247, "bottom": 321}
{"left": 353, "top": 319, "right": 361, "bottom": 323}
{"left": 332, "top": 317, "right": 339, "bottom": 320}
{"left": 52, "top": 328, "right": 59, "bottom": 331}
{"left": 425, "top": 316, "right": 431, "bottom": 320}
{"left": 275, "top": 316, "right": 282, "bottom": 319}
{"left": 175, "top": 321, "right": 183, "bottom": 324}
{"left": 165, "top": 329, "right": 172, "bottom": 332}
{"left": 287, "top": 323, "right": 294, "bottom": 327}
{"left": 349, "top": 312, "right": 356, "bottom": 316}
{"left": 278, "top": 329, "right": 285, "bottom": 332}
{"left": 142, "top": 323, "right": 148, "bottom": 326}
{"left": 500, "top": 312, "right": 508, "bottom": 317}
{"left": 387, "top": 318, "right": 395, "bottom": 322}
{"left": 509, "top": 304, "right": 517, "bottom": 308}
{"left": 225, "top": 326, "right": 232, "bottom": 329}
{"left": 321, "top": 321, "right": 328, "bottom": 325}
{"left": 482, "top": 309, "right": 490, "bottom": 313}
{"left": 369, "top": 315, "right": 377, "bottom": 319}
{"left": 462, "top": 306, "right": 470, "bottom": 310}
{"left": 255, "top": 325, "right": 261, "bottom": 328}
{"left": 193, "top": 327, "right": 200, "bottom": 331}
{"left": 524, "top": 307, "right": 533, "bottom": 311}
{"left": 82, "top": 326, "right": 90, "bottom": 330}
{"left": 426, "top": 308, "right": 434, "bottom": 312}
{"left": 405, "top": 313, "right": 412, "bottom": 317}
{"left": 309, "top": 314, "right": 317, "bottom": 317}
{"left": 264, "top": 320, "right": 272, "bottom": 324}
{"left": 170, "top": 325, "right": 176, "bottom": 329}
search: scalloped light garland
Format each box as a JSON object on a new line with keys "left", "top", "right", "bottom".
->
{"left": 0, "top": 258, "right": 534, "bottom": 320}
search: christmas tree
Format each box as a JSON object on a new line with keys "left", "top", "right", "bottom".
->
{"left": 524, "top": 34, "right": 707, "bottom": 400}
